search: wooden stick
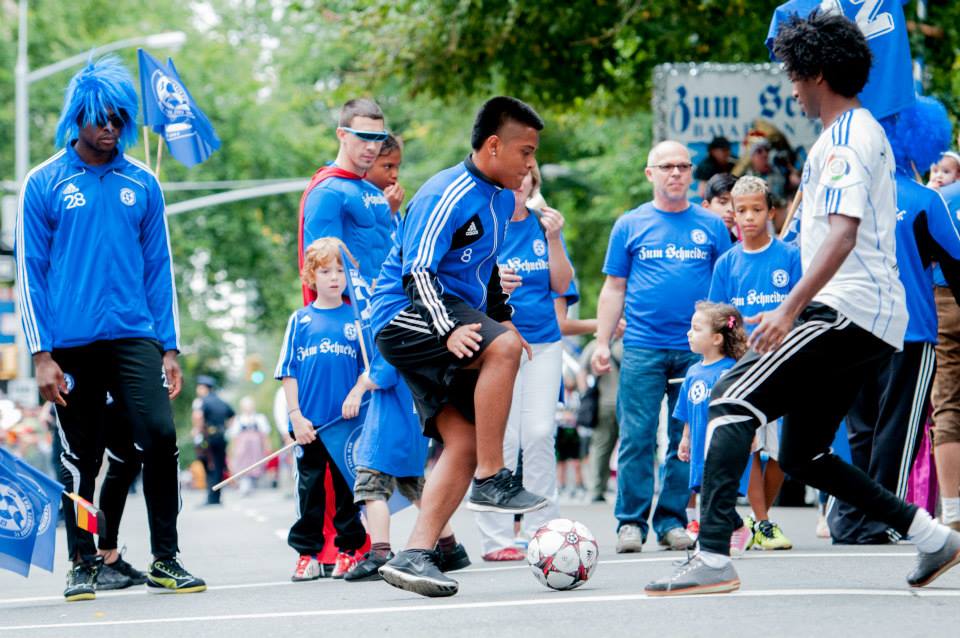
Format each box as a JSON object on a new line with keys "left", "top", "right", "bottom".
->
{"left": 778, "top": 189, "right": 803, "bottom": 239}
{"left": 212, "top": 441, "right": 295, "bottom": 491}
{"left": 155, "top": 137, "right": 164, "bottom": 181}
{"left": 355, "top": 320, "right": 371, "bottom": 372}
{"left": 142, "top": 127, "right": 152, "bottom": 171}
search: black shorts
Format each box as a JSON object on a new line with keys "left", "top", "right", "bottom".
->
{"left": 556, "top": 427, "right": 581, "bottom": 461}
{"left": 376, "top": 296, "right": 509, "bottom": 441}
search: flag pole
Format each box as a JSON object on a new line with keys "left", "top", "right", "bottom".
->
{"left": 155, "top": 137, "right": 164, "bottom": 181}
{"left": 778, "top": 189, "right": 803, "bottom": 239}
{"left": 142, "top": 127, "right": 152, "bottom": 171}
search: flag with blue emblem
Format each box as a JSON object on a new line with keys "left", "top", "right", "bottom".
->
{"left": 340, "top": 247, "right": 375, "bottom": 370}
{"left": 137, "top": 49, "right": 221, "bottom": 167}
{"left": 0, "top": 450, "right": 61, "bottom": 577}
{"left": 0, "top": 449, "right": 62, "bottom": 573}
{"left": 766, "top": 0, "right": 913, "bottom": 120}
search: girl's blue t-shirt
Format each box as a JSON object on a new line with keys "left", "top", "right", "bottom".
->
{"left": 673, "top": 356, "right": 750, "bottom": 493}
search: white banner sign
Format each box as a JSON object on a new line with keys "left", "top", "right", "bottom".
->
{"left": 653, "top": 63, "right": 822, "bottom": 162}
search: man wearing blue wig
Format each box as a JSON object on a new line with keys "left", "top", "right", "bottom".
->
{"left": 15, "top": 56, "right": 205, "bottom": 601}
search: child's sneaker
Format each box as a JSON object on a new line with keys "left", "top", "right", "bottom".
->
{"left": 753, "top": 520, "right": 793, "bottom": 550}
{"left": 685, "top": 520, "right": 700, "bottom": 543}
{"left": 291, "top": 555, "right": 321, "bottom": 582}
{"left": 730, "top": 524, "right": 753, "bottom": 557}
{"left": 332, "top": 550, "right": 359, "bottom": 579}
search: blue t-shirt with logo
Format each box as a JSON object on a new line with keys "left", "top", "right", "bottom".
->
{"left": 603, "top": 203, "right": 732, "bottom": 349}
{"left": 672, "top": 357, "right": 749, "bottom": 493}
{"left": 499, "top": 212, "right": 563, "bottom": 344}
{"left": 354, "top": 353, "right": 429, "bottom": 477}
{"left": 708, "top": 238, "right": 802, "bottom": 334}
{"left": 274, "top": 303, "right": 362, "bottom": 429}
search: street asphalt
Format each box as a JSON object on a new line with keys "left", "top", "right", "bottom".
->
{"left": 1, "top": 480, "right": 959, "bottom": 637}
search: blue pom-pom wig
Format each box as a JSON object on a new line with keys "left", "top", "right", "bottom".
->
{"left": 879, "top": 95, "right": 953, "bottom": 177}
{"left": 55, "top": 55, "right": 139, "bottom": 150}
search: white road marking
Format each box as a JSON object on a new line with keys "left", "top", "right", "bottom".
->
{"left": 0, "top": 551, "right": 917, "bottom": 606}
{"left": 3, "top": 588, "right": 960, "bottom": 631}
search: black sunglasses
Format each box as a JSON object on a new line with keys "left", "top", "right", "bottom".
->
{"left": 76, "top": 109, "right": 129, "bottom": 130}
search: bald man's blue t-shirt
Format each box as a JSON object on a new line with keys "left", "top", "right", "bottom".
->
{"left": 603, "top": 203, "right": 732, "bottom": 350}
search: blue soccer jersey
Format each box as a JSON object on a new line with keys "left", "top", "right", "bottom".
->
{"left": 303, "top": 173, "right": 394, "bottom": 282}
{"left": 708, "top": 238, "right": 802, "bottom": 334}
{"left": 274, "top": 303, "right": 362, "bottom": 429}
{"left": 603, "top": 203, "right": 732, "bottom": 350}
{"left": 673, "top": 357, "right": 750, "bottom": 494}
{"left": 499, "top": 212, "right": 564, "bottom": 344}
{"left": 933, "top": 182, "right": 960, "bottom": 288}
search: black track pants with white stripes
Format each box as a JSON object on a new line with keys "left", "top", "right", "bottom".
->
{"left": 829, "top": 342, "right": 936, "bottom": 544}
{"left": 698, "top": 304, "right": 918, "bottom": 556}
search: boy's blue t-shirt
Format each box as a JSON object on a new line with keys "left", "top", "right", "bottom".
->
{"left": 354, "top": 352, "right": 429, "bottom": 477}
{"left": 274, "top": 303, "right": 362, "bottom": 428}
{"left": 499, "top": 212, "right": 564, "bottom": 344}
{"left": 673, "top": 357, "right": 750, "bottom": 494}
{"left": 707, "top": 238, "right": 802, "bottom": 334}
{"left": 603, "top": 203, "right": 732, "bottom": 350}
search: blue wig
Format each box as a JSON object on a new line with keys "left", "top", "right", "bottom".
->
{"left": 55, "top": 55, "right": 139, "bottom": 150}
{"left": 880, "top": 96, "right": 953, "bottom": 175}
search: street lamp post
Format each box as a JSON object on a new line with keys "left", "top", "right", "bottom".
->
{"left": 12, "top": 0, "right": 186, "bottom": 386}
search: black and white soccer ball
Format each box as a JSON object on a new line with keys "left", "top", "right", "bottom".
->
{"left": 526, "top": 518, "right": 599, "bottom": 590}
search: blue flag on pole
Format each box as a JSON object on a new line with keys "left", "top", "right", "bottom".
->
{"left": 766, "top": 0, "right": 914, "bottom": 120}
{"left": 0, "top": 449, "right": 62, "bottom": 572}
{"left": 0, "top": 458, "right": 47, "bottom": 577}
{"left": 137, "top": 49, "right": 221, "bottom": 168}
{"left": 340, "top": 248, "right": 375, "bottom": 369}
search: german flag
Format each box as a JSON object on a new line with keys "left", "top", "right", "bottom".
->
{"left": 66, "top": 493, "right": 105, "bottom": 535}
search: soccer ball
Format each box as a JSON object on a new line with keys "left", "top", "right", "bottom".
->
{"left": 526, "top": 518, "right": 599, "bottom": 590}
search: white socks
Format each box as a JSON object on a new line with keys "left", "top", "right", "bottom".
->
{"left": 908, "top": 509, "right": 950, "bottom": 553}
{"left": 942, "top": 497, "right": 960, "bottom": 524}
{"left": 699, "top": 551, "right": 731, "bottom": 568}
{"left": 686, "top": 507, "right": 699, "bottom": 523}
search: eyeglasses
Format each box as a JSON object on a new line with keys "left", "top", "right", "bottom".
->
{"left": 341, "top": 127, "right": 389, "bottom": 142}
{"left": 650, "top": 163, "right": 693, "bottom": 173}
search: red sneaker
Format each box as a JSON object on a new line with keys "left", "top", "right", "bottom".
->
{"left": 332, "top": 551, "right": 358, "bottom": 579}
{"left": 482, "top": 547, "right": 526, "bottom": 561}
{"left": 291, "top": 555, "right": 320, "bottom": 582}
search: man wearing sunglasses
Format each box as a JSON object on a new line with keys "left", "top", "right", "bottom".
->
{"left": 16, "top": 56, "right": 205, "bottom": 600}
{"left": 592, "top": 140, "right": 732, "bottom": 555}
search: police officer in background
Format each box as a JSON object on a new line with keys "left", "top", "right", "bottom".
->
{"left": 192, "top": 375, "right": 235, "bottom": 506}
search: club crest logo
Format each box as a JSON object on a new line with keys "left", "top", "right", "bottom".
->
{"left": 690, "top": 229, "right": 708, "bottom": 245}
{"left": 689, "top": 380, "right": 709, "bottom": 404}
{"left": 0, "top": 481, "right": 36, "bottom": 539}
{"left": 532, "top": 239, "right": 547, "bottom": 257}
{"left": 827, "top": 153, "right": 850, "bottom": 182}
{"left": 344, "top": 423, "right": 363, "bottom": 476}
{"left": 120, "top": 188, "right": 136, "bottom": 206}
{"left": 772, "top": 269, "right": 790, "bottom": 288}
{"left": 63, "top": 373, "right": 75, "bottom": 393}
{"left": 152, "top": 70, "right": 193, "bottom": 120}
{"left": 343, "top": 323, "right": 358, "bottom": 342}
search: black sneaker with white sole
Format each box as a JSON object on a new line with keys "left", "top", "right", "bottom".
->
{"left": 96, "top": 556, "right": 147, "bottom": 590}
{"left": 344, "top": 551, "right": 393, "bottom": 582}
{"left": 466, "top": 468, "right": 548, "bottom": 514}
{"left": 435, "top": 542, "right": 471, "bottom": 573}
{"left": 146, "top": 558, "right": 207, "bottom": 594}
{"left": 379, "top": 549, "right": 458, "bottom": 597}
{"left": 64, "top": 558, "right": 101, "bottom": 601}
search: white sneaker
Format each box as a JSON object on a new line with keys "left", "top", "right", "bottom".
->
{"left": 616, "top": 524, "right": 644, "bottom": 553}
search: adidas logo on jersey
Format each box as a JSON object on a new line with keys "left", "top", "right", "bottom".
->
{"left": 63, "top": 183, "right": 79, "bottom": 195}
{"left": 465, "top": 222, "right": 479, "bottom": 236}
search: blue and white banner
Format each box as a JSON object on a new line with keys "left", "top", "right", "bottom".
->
{"left": 766, "top": 0, "right": 914, "bottom": 120}
{"left": 0, "top": 449, "right": 61, "bottom": 573}
{"left": 138, "top": 49, "right": 221, "bottom": 168}
{"left": 0, "top": 451, "right": 58, "bottom": 577}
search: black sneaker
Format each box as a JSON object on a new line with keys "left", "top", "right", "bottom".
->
{"left": 96, "top": 556, "right": 147, "bottom": 590}
{"left": 344, "top": 551, "right": 393, "bottom": 582}
{"left": 908, "top": 530, "right": 960, "bottom": 587}
{"left": 379, "top": 549, "right": 458, "bottom": 597}
{"left": 435, "top": 542, "right": 471, "bottom": 573}
{"left": 466, "top": 468, "right": 548, "bottom": 514}
{"left": 146, "top": 558, "right": 207, "bottom": 594}
{"left": 64, "top": 558, "right": 101, "bottom": 601}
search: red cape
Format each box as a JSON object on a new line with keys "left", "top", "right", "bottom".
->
{"left": 298, "top": 166, "right": 364, "bottom": 304}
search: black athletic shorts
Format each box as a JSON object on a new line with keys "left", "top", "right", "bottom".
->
{"left": 376, "top": 295, "right": 509, "bottom": 441}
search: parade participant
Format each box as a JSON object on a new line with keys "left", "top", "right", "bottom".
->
{"left": 16, "top": 56, "right": 204, "bottom": 600}
{"left": 592, "top": 140, "right": 732, "bottom": 554}
{"left": 474, "top": 162, "right": 573, "bottom": 561}
{"left": 646, "top": 12, "right": 960, "bottom": 596}
{"left": 371, "top": 96, "right": 548, "bottom": 597}
{"left": 708, "top": 176, "right": 801, "bottom": 550}
{"left": 276, "top": 238, "right": 369, "bottom": 581}
{"left": 191, "top": 376, "right": 234, "bottom": 506}
{"left": 700, "top": 173, "right": 739, "bottom": 242}
{"left": 365, "top": 134, "right": 405, "bottom": 215}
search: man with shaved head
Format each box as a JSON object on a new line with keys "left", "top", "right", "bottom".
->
{"left": 592, "top": 139, "right": 732, "bottom": 553}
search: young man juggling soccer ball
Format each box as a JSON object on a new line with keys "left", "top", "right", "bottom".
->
{"left": 370, "top": 96, "right": 548, "bottom": 597}
{"left": 646, "top": 12, "right": 960, "bottom": 596}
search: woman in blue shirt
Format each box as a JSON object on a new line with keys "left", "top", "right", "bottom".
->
{"left": 474, "top": 164, "right": 574, "bottom": 560}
